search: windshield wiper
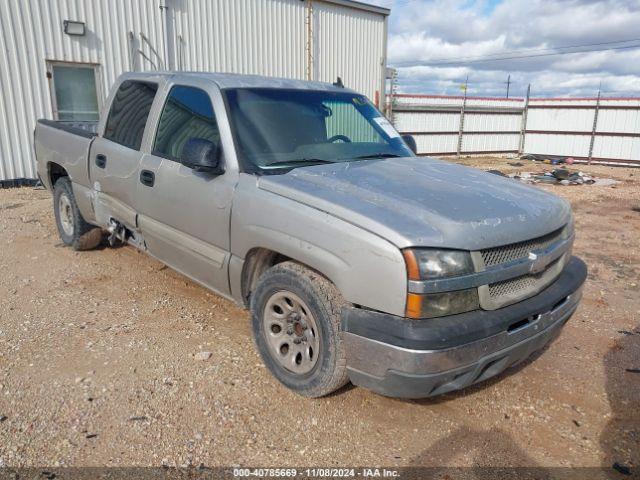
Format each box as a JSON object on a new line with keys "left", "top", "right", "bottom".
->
{"left": 350, "top": 153, "right": 403, "bottom": 160}
{"left": 264, "top": 158, "right": 336, "bottom": 168}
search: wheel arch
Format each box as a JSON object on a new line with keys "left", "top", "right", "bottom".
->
{"left": 48, "top": 161, "right": 69, "bottom": 189}
{"left": 239, "top": 246, "right": 347, "bottom": 309}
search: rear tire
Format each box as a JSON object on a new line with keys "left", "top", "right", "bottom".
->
{"left": 53, "top": 177, "right": 102, "bottom": 250}
{"left": 250, "top": 261, "right": 349, "bottom": 397}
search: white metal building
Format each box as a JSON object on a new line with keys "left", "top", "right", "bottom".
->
{"left": 0, "top": 0, "right": 389, "bottom": 183}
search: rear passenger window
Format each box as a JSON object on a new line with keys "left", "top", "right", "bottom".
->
{"left": 104, "top": 80, "right": 157, "bottom": 150}
{"left": 153, "top": 86, "right": 220, "bottom": 161}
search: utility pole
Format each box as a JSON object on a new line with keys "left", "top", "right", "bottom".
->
{"left": 305, "top": 0, "right": 314, "bottom": 81}
{"left": 457, "top": 75, "right": 469, "bottom": 158}
{"left": 386, "top": 67, "right": 398, "bottom": 121}
{"left": 505, "top": 74, "right": 511, "bottom": 98}
{"left": 588, "top": 83, "right": 602, "bottom": 165}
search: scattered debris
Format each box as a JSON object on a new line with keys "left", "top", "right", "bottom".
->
{"left": 552, "top": 168, "right": 570, "bottom": 180}
{"left": 612, "top": 463, "right": 632, "bottom": 476}
{"left": 572, "top": 419, "right": 581, "bottom": 427}
{"left": 194, "top": 351, "right": 212, "bottom": 361}
{"left": 128, "top": 415, "right": 149, "bottom": 422}
{"left": 508, "top": 162, "right": 524, "bottom": 167}
{"left": 503, "top": 168, "right": 618, "bottom": 187}
{"left": 618, "top": 330, "right": 637, "bottom": 336}
{"left": 85, "top": 433, "right": 98, "bottom": 439}
{"left": 0, "top": 415, "right": 7, "bottom": 422}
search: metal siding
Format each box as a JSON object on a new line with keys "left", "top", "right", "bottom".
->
{"left": 1, "top": 0, "right": 387, "bottom": 181}
{"left": 0, "top": 0, "right": 165, "bottom": 181}
{"left": 394, "top": 111, "right": 459, "bottom": 133}
{"left": 526, "top": 108, "right": 594, "bottom": 131}
{"left": 523, "top": 133, "right": 591, "bottom": 157}
{"left": 596, "top": 108, "right": 640, "bottom": 134}
{"left": 413, "top": 134, "right": 458, "bottom": 154}
{"left": 314, "top": 1, "right": 384, "bottom": 99}
{"left": 593, "top": 135, "right": 640, "bottom": 161}
{"left": 464, "top": 113, "right": 520, "bottom": 132}
{"left": 462, "top": 133, "right": 520, "bottom": 152}
{"left": 171, "top": 0, "right": 305, "bottom": 79}
{"left": 392, "top": 94, "right": 640, "bottom": 162}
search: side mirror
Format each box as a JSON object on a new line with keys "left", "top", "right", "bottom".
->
{"left": 180, "top": 138, "right": 224, "bottom": 174}
{"left": 402, "top": 134, "right": 418, "bottom": 155}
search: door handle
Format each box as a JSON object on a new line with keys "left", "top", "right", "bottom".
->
{"left": 139, "top": 169, "right": 155, "bottom": 187}
{"left": 95, "top": 154, "right": 107, "bottom": 169}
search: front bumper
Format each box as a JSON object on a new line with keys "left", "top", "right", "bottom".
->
{"left": 342, "top": 256, "right": 587, "bottom": 398}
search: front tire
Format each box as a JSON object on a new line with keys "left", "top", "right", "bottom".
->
{"left": 250, "top": 261, "right": 349, "bottom": 397}
{"left": 53, "top": 177, "right": 102, "bottom": 250}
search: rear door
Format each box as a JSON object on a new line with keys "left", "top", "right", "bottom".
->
{"left": 89, "top": 79, "right": 161, "bottom": 228}
{"left": 135, "top": 81, "right": 237, "bottom": 296}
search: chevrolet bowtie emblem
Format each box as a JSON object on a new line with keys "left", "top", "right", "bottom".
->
{"left": 528, "top": 252, "right": 546, "bottom": 274}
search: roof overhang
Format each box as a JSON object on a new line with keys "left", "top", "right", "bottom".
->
{"left": 319, "top": 0, "right": 390, "bottom": 16}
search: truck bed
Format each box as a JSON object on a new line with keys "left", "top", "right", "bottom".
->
{"left": 34, "top": 119, "right": 98, "bottom": 190}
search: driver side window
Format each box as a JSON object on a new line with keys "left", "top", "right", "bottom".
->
{"left": 153, "top": 86, "right": 220, "bottom": 162}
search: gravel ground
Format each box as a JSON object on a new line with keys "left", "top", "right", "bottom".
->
{"left": 0, "top": 158, "right": 638, "bottom": 472}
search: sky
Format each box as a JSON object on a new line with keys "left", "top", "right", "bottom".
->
{"left": 368, "top": 0, "right": 640, "bottom": 98}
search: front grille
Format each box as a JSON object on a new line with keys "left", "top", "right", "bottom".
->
{"left": 481, "top": 227, "right": 564, "bottom": 267}
{"left": 488, "top": 274, "right": 538, "bottom": 298}
{"left": 477, "top": 227, "right": 570, "bottom": 310}
{"left": 487, "top": 257, "right": 562, "bottom": 299}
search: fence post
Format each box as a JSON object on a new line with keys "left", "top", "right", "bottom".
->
{"left": 518, "top": 84, "right": 530, "bottom": 156}
{"left": 588, "top": 87, "right": 601, "bottom": 164}
{"left": 456, "top": 76, "right": 468, "bottom": 158}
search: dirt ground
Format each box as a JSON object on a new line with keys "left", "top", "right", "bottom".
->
{"left": 0, "top": 157, "right": 638, "bottom": 474}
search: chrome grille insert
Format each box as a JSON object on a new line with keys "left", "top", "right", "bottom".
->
{"left": 481, "top": 227, "right": 564, "bottom": 267}
{"left": 476, "top": 227, "right": 571, "bottom": 310}
{"left": 487, "top": 257, "right": 563, "bottom": 299}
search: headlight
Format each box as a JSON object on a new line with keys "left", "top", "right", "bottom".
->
{"left": 403, "top": 249, "right": 478, "bottom": 319}
{"left": 406, "top": 289, "right": 479, "bottom": 319}
{"left": 403, "top": 249, "right": 474, "bottom": 280}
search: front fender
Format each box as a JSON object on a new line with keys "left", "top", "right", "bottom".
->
{"left": 230, "top": 175, "right": 408, "bottom": 317}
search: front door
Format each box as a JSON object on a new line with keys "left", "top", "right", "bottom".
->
{"left": 136, "top": 83, "right": 235, "bottom": 296}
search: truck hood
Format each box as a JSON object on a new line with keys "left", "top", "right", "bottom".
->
{"left": 257, "top": 157, "right": 572, "bottom": 250}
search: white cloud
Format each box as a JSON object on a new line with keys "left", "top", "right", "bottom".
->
{"left": 383, "top": 0, "right": 640, "bottom": 96}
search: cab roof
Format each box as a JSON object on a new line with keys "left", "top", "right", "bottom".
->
{"left": 121, "top": 71, "right": 357, "bottom": 93}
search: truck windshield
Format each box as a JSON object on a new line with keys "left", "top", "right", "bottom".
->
{"left": 224, "top": 88, "right": 414, "bottom": 172}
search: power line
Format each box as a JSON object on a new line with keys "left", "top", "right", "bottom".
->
{"left": 392, "top": 43, "right": 640, "bottom": 67}
{"left": 405, "top": 37, "right": 640, "bottom": 65}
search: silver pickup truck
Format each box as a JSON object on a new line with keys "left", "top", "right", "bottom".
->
{"left": 35, "top": 72, "right": 587, "bottom": 399}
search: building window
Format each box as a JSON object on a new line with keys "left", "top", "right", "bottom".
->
{"left": 48, "top": 63, "right": 100, "bottom": 121}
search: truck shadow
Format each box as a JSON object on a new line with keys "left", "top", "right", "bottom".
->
{"left": 407, "top": 425, "right": 550, "bottom": 478}
{"left": 599, "top": 323, "right": 639, "bottom": 478}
